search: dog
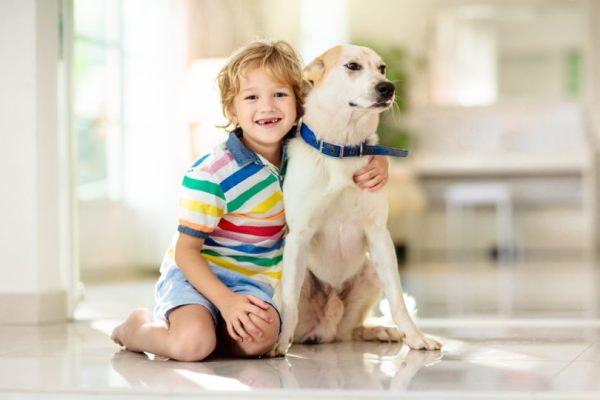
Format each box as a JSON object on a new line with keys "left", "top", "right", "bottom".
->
{"left": 269, "top": 45, "right": 443, "bottom": 356}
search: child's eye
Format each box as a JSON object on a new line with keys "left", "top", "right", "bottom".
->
{"left": 244, "top": 95, "right": 258, "bottom": 101}
{"left": 274, "top": 92, "right": 288, "bottom": 98}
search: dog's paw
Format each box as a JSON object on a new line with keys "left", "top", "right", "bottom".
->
{"left": 352, "top": 326, "right": 404, "bottom": 342}
{"left": 405, "top": 347, "right": 444, "bottom": 366}
{"left": 404, "top": 332, "right": 443, "bottom": 351}
{"left": 265, "top": 335, "right": 293, "bottom": 358}
{"left": 300, "top": 334, "right": 322, "bottom": 345}
{"left": 265, "top": 345, "right": 286, "bottom": 358}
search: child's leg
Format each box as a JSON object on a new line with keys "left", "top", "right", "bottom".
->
{"left": 111, "top": 304, "right": 217, "bottom": 362}
{"left": 216, "top": 304, "right": 280, "bottom": 357}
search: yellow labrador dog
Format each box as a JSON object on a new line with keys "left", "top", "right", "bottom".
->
{"left": 270, "top": 45, "right": 442, "bottom": 356}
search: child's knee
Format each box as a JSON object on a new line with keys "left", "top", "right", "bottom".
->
{"left": 169, "top": 326, "right": 217, "bottom": 362}
{"left": 256, "top": 307, "right": 280, "bottom": 341}
{"left": 238, "top": 334, "right": 278, "bottom": 357}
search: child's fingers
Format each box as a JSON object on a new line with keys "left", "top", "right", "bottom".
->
{"left": 232, "top": 319, "right": 253, "bottom": 342}
{"left": 360, "top": 175, "right": 385, "bottom": 190}
{"left": 226, "top": 321, "right": 242, "bottom": 342}
{"left": 246, "top": 295, "right": 270, "bottom": 310}
{"left": 353, "top": 166, "right": 367, "bottom": 177}
{"left": 240, "top": 314, "right": 264, "bottom": 338}
{"left": 353, "top": 171, "right": 366, "bottom": 183}
{"left": 358, "top": 173, "right": 383, "bottom": 187}
{"left": 353, "top": 165, "right": 374, "bottom": 179}
{"left": 246, "top": 305, "right": 273, "bottom": 323}
{"left": 353, "top": 168, "right": 375, "bottom": 184}
{"left": 367, "top": 180, "right": 386, "bottom": 192}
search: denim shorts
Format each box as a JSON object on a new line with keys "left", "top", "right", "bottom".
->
{"left": 154, "top": 265, "right": 281, "bottom": 329}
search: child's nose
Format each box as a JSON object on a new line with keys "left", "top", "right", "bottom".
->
{"left": 260, "top": 96, "right": 276, "bottom": 111}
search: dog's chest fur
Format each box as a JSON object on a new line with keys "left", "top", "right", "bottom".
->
{"left": 284, "top": 138, "right": 388, "bottom": 289}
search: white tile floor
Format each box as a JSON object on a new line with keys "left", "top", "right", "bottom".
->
{"left": 3, "top": 262, "right": 600, "bottom": 399}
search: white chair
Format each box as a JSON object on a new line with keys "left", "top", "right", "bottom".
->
{"left": 445, "top": 182, "right": 516, "bottom": 263}
{"left": 445, "top": 182, "right": 517, "bottom": 315}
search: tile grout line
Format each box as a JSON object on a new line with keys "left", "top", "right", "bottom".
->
{"left": 548, "top": 341, "right": 595, "bottom": 381}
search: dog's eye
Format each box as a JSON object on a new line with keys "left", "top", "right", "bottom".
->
{"left": 344, "top": 63, "right": 362, "bottom": 71}
{"left": 379, "top": 65, "right": 386, "bottom": 74}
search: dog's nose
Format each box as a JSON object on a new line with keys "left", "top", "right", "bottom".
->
{"left": 375, "top": 82, "right": 395, "bottom": 99}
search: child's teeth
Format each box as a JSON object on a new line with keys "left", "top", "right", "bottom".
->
{"left": 258, "top": 118, "right": 278, "bottom": 125}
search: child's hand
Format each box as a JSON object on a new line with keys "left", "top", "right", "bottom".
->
{"left": 353, "top": 155, "right": 389, "bottom": 192}
{"left": 219, "top": 293, "right": 274, "bottom": 342}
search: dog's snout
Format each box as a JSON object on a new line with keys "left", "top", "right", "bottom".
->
{"left": 375, "top": 82, "right": 395, "bottom": 99}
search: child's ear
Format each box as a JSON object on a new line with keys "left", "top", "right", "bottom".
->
{"left": 229, "top": 110, "right": 238, "bottom": 125}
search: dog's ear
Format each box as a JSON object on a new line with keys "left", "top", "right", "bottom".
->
{"left": 304, "top": 58, "right": 325, "bottom": 89}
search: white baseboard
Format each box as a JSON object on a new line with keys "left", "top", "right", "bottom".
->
{"left": 0, "top": 290, "right": 67, "bottom": 324}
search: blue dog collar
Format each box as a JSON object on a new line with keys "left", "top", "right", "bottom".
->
{"left": 299, "top": 123, "right": 408, "bottom": 158}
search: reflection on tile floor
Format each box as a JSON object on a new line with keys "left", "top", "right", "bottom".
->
{"left": 2, "top": 320, "right": 600, "bottom": 399}
{"left": 3, "top": 262, "right": 600, "bottom": 399}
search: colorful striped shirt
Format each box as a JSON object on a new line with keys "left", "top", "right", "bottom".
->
{"left": 160, "top": 129, "right": 289, "bottom": 290}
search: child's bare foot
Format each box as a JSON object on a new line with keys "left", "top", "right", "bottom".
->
{"left": 111, "top": 308, "right": 153, "bottom": 352}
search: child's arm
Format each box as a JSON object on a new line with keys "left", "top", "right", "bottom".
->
{"left": 175, "top": 233, "right": 274, "bottom": 343}
{"left": 353, "top": 155, "right": 389, "bottom": 192}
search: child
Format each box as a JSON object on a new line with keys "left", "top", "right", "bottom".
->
{"left": 111, "top": 40, "right": 389, "bottom": 361}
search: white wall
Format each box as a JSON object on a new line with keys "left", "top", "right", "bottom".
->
{"left": 0, "top": 0, "right": 67, "bottom": 322}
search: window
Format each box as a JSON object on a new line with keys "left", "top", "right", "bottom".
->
{"left": 73, "top": 0, "right": 123, "bottom": 200}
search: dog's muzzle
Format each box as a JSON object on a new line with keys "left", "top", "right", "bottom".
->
{"left": 374, "top": 81, "right": 395, "bottom": 106}
{"left": 376, "top": 81, "right": 395, "bottom": 99}
{"left": 348, "top": 81, "right": 395, "bottom": 108}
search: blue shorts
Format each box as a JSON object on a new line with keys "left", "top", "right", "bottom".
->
{"left": 154, "top": 265, "right": 281, "bottom": 329}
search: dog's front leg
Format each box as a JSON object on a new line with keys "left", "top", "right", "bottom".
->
{"left": 266, "top": 229, "right": 311, "bottom": 357}
{"left": 365, "top": 226, "right": 443, "bottom": 351}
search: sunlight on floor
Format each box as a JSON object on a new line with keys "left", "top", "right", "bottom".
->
{"left": 2, "top": 261, "right": 599, "bottom": 399}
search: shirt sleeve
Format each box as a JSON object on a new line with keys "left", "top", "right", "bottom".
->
{"left": 177, "top": 166, "right": 226, "bottom": 239}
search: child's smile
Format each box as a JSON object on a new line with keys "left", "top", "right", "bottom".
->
{"left": 255, "top": 117, "right": 282, "bottom": 127}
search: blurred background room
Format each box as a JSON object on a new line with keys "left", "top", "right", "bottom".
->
{"left": 57, "top": 0, "right": 600, "bottom": 322}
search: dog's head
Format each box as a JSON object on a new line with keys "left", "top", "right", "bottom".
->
{"left": 304, "top": 45, "right": 395, "bottom": 112}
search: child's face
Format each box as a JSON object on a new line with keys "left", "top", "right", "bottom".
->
{"left": 232, "top": 67, "right": 297, "bottom": 158}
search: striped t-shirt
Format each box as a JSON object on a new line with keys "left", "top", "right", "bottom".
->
{"left": 161, "top": 129, "right": 288, "bottom": 290}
